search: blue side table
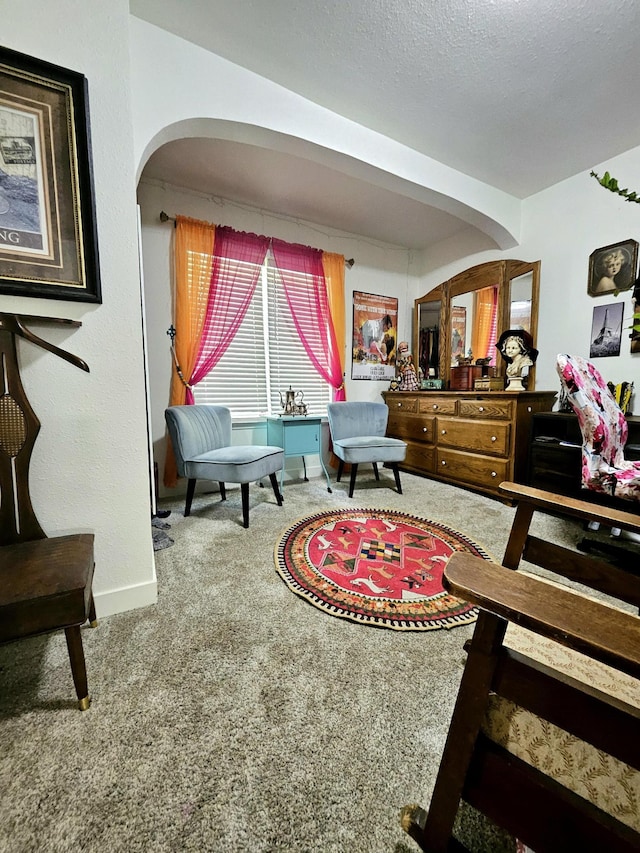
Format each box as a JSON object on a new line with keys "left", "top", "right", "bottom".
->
{"left": 266, "top": 415, "right": 332, "bottom": 493}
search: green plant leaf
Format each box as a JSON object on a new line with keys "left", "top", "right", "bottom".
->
{"left": 591, "top": 169, "right": 640, "bottom": 203}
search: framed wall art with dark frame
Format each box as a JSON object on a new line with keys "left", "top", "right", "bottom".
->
{"left": 589, "top": 301, "right": 624, "bottom": 358}
{"left": 587, "top": 238, "right": 638, "bottom": 298}
{"left": 0, "top": 46, "right": 101, "bottom": 303}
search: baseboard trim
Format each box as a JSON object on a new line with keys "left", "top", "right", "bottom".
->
{"left": 95, "top": 579, "right": 158, "bottom": 618}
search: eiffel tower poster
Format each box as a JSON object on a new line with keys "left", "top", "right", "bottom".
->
{"left": 590, "top": 302, "right": 623, "bottom": 358}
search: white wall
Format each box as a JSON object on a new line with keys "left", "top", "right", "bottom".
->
{"left": 417, "top": 147, "right": 640, "bottom": 404}
{"left": 132, "top": 14, "right": 640, "bottom": 507}
{"left": 526, "top": 152, "right": 640, "bottom": 396}
{"left": 137, "top": 178, "right": 418, "bottom": 497}
{"left": 7, "top": 5, "right": 635, "bottom": 618}
{"left": 128, "top": 17, "right": 522, "bottom": 252}
{"left": 126, "top": 16, "right": 533, "bottom": 503}
{"left": 2, "top": 1, "right": 157, "bottom": 616}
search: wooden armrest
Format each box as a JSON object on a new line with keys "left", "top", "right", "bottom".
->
{"left": 499, "top": 481, "right": 640, "bottom": 534}
{"left": 444, "top": 551, "right": 640, "bottom": 680}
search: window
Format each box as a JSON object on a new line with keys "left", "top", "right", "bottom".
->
{"left": 193, "top": 252, "right": 332, "bottom": 418}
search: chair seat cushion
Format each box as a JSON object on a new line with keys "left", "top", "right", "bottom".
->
{"left": 584, "top": 457, "right": 640, "bottom": 501}
{"left": 0, "top": 534, "right": 95, "bottom": 642}
{"left": 483, "top": 619, "right": 640, "bottom": 833}
{"left": 333, "top": 436, "right": 407, "bottom": 465}
{"left": 184, "top": 445, "right": 284, "bottom": 483}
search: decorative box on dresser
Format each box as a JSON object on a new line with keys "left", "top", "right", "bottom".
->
{"left": 382, "top": 390, "right": 557, "bottom": 499}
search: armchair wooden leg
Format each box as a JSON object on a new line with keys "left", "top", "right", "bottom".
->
{"left": 337, "top": 460, "right": 344, "bottom": 482}
{"left": 269, "top": 472, "right": 283, "bottom": 506}
{"left": 219, "top": 482, "right": 226, "bottom": 501}
{"left": 372, "top": 462, "right": 380, "bottom": 480}
{"left": 391, "top": 463, "right": 403, "bottom": 494}
{"left": 64, "top": 624, "right": 91, "bottom": 711}
{"left": 185, "top": 479, "right": 196, "bottom": 516}
{"left": 404, "top": 612, "right": 507, "bottom": 851}
{"left": 348, "top": 464, "right": 358, "bottom": 498}
{"left": 241, "top": 482, "right": 250, "bottom": 528}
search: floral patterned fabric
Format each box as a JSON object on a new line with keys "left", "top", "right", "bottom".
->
{"left": 483, "top": 619, "right": 640, "bottom": 832}
{"left": 556, "top": 353, "right": 640, "bottom": 500}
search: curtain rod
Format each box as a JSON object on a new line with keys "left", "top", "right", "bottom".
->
{"left": 159, "top": 211, "right": 355, "bottom": 267}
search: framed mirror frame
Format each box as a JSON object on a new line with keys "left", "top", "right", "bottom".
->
{"left": 413, "top": 259, "right": 540, "bottom": 390}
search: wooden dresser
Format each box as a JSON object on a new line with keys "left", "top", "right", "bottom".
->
{"left": 382, "top": 390, "right": 557, "bottom": 499}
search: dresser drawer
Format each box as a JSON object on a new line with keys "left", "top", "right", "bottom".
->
{"left": 458, "top": 399, "right": 514, "bottom": 420}
{"left": 419, "top": 396, "right": 457, "bottom": 415}
{"left": 437, "top": 417, "right": 511, "bottom": 456}
{"left": 388, "top": 396, "right": 419, "bottom": 413}
{"left": 436, "top": 448, "right": 510, "bottom": 489}
{"left": 387, "top": 414, "right": 435, "bottom": 443}
{"left": 403, "top": 441, "right": 435, "bottom": 473}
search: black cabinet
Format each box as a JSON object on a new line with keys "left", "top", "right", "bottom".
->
{"left": 528, "top": 411, "right": 640, "bottom": 499}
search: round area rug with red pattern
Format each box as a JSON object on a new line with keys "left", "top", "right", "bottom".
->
{"left": 275, "top": 508, "right": 490, "bottom": 631}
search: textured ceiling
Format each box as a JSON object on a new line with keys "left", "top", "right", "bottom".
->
{"left": 133, "top": 0, "right": 640, "bottom": 249}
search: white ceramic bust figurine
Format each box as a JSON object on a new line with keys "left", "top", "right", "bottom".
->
{"left": 503, "top": 336, "right": 533, "bottom": 378}
{"left": 497, "top": 330, "right": 538, "bottom": 391}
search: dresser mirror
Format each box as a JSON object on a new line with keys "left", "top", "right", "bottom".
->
{"left": 413, "top": 259, "right": 540, "bottom": 390}
{"left": 415, "top": 285, "right": 444, "bottom": 381}
{"left": 507, "top": 262, "right": 539, "bottom": 341}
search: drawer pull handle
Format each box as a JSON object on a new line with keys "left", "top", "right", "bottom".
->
{"left": 441, "top": 460, "right": 447, "bottom": 466}
{"left": 479, "top": 406, "right": 484, "bottom": 412}
{"left": 433, "top": 404, "right": 438, "bottom": 410}
{"left": 527, "top": 406, "right": 532, "bottom": 412}
{"left": 491, "top": 435, "right": 497, "bottom": 442}
{"left": 441, "top": 429, "right": 446, "bottom": 435}
{"left": 398, "top": 403, "right": 402, "bottom": 408}
{"left": 422, "top": 427, "right": 427, "bottom": 432}
{"left": 491, "top": 471, "right": 497, "bottom": 477}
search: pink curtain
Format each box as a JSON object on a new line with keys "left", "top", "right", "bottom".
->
{"left": 271, "top": 238, "right": 345, "bottom": 401}
{"left": 187, "top": 227, "right": 270, "bottom": 403}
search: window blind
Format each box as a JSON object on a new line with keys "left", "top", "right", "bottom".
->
{"left": 192, "top": 254, "right": 331, "bottom": 417}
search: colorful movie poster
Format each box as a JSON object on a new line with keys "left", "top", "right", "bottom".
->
{"left": 351, "top": 291, "right": 398, "bottom": 380}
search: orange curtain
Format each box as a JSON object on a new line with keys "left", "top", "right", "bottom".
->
{"left": 471, "top": 286, "right": 498, "bottom": 363}
{"left": 164, "top": 215, "right": 215, "bottom": 487}
{"left": 322, "top": 252, "right": 347, "bottom": 469}
{"left": 322, "top": 251, "right": 346, "bottom": 399}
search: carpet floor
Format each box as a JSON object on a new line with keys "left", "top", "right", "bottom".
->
{"left": 0, "top": 470, "right": 585, "bottom": 852}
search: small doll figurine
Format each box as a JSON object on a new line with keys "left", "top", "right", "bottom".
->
{"left": 397, "top": 341, "right": 420, "bottom": 391}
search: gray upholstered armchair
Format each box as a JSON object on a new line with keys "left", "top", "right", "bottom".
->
{"left": 165, "top": 405, "right": 284, "bottom": 528}
{"left": 327, "top": 401, "right": 407, "bottom": 497}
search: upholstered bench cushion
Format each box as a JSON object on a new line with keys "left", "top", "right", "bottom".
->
{"left": 332, "top": 436, "right": 407, "bottom": 465}
{"left": 482, "top": 605, "right": 640, "bottom": 832}
{"left": 0, "top": 534, "right": 95, "bottom": 641}
{"left": 184, "top": 445, "right": 284, "bottom": 483}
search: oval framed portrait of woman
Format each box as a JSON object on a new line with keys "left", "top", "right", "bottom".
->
{"left": 588, "top": 238, "right": 638, "bottom": 297}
